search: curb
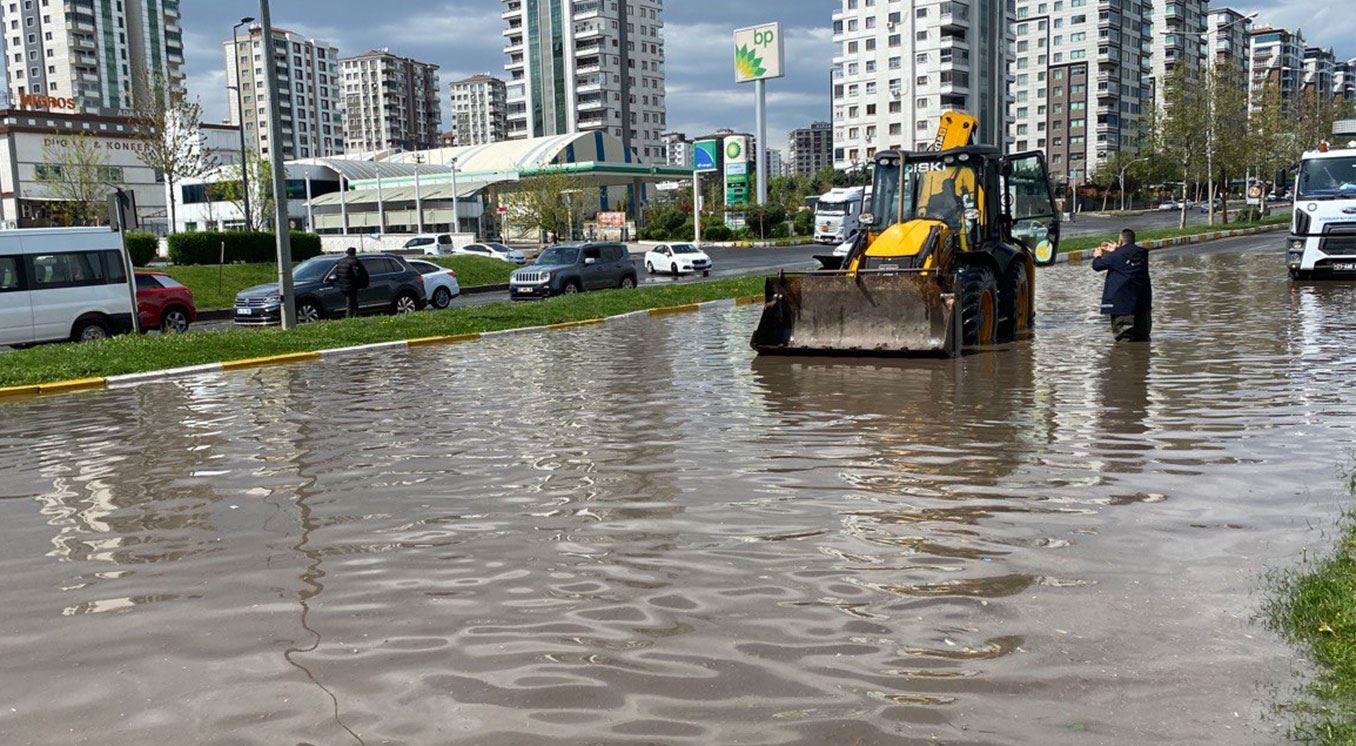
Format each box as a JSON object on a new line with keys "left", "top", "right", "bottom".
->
{"left": 1053, "top": 224, "right": 1284, "bottom": 265}
{"left": 0, "top": 294, "right": 769, "bottom": 402}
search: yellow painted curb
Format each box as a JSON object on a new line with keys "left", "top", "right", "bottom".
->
{"left": 649, "top": 303, "right": 701, "bottom": 316}
{"left": 735, "top": 294, "right": 763, "bottom": 306}
{"left": 548, "top": 318, "right": 606, "bottom": 331}
{"left": 407, "top": 333, "right": 482, "bottom": 348}
{"left": 0, "top": 384, "right": 42, "bottom": 399}
{"left": 39, "top": 378, "right": 106, "bottom": 394}
{"left": 221, "top": 351, "right": 323, "bottom": 371}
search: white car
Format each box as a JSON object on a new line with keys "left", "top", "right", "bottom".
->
{"left": 403, "top": 234, "right": 456, "bottom": 256}
{"left": 456, "top": 242, "right": 527, "bottom": 265}
{"left": 408, "top": 259, "right": 462, "bottom": 309}
{"left": 644, "top": 243, "right": 712, "bottom": 276}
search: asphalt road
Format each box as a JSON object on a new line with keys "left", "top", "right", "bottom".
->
{"left": 1066, "top": 202, "right": 1290, "bottom": 238}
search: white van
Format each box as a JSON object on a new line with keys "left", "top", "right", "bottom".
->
{"left": 0, "top": 227, "right": 137, "bottom": 347}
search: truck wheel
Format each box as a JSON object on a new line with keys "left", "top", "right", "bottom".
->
{"left": 998, "top": 261, "right": 1032, "bottom": 341}
{"left": 959, "top": 265, "right": 999, "bottom": 348}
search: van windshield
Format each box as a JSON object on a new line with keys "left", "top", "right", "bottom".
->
{"left": 537, "top": 247, "right": 580, "bottom": 265}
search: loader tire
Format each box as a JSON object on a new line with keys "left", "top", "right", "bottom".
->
{"left": 959, "top": 264, "right": 999, "bottom": 348}
{"left": 998, "top": 260, "right": 1033, "bottom": 341}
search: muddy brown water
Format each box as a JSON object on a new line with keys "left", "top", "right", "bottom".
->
{"left": 0, "top": 238, "right": 1352, "bottom": 745}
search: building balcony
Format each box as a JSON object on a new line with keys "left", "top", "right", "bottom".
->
{"left": 573, "top": 1, "right": 601, "bottom": 20}
{"left": 577, "top": 95, "right": 605, "bottom": 111}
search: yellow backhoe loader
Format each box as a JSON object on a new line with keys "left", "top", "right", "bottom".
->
{"left": 752, "top": 112, "right": 1062, "bottom": 356}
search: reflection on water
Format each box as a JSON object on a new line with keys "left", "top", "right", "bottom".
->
{"left": 0, "top": 245, "right": 1352, "bottom": 744}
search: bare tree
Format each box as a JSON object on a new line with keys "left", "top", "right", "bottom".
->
{"left": 35, "top": 132, "right": 113, "bottom": 226}
{"left": 216, "top": 155, "right": 274, "bottom": 230}
{"left": 504, "top": 171, "right": 590, "bottom": 241}
{"left": 130, "top": 74, "right": 217, "bottom": 233}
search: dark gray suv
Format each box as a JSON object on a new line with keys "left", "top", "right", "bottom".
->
{"left": 509, "top": 242, "right": 637, "bottom": 300}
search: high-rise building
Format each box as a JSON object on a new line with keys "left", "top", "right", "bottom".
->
{"left": 788, "top": 122, "right": 833, "bottom": 176}
{"left": 1302, "top": 47, "right": 1337, "bottom": 101}
{"left": 340, "top": 50, "right": 441, "bottom": 153}
{"left": 1149, "top": 0, "right": 1208, "bottom": 105}
{"left": 501, "top": 0, "right": 667, "bottom": 162}
{"left": 1336, "top": 58, "right": 1356, "bottom": 103}
{"left": 1, "top": 0, "right": 184, "bottom": 114}
{"left": 224, "top": 27, "right": 343, "bottom": 160}
{"left": 1249, "top": 27, "right": 1306, "bottom": 111}
{"left": 1011, "top": 0, "right": 1154, "bottom": 183}
{"left": 765, "top": 148, "right": 785, "bottom": 178}
{"left": 1204, "top": 8, "right": 1253, "bottom": 83}
{"left": 661, "top": 132, "right": 692, "bottom": 169}
{"left": 450, "top": 74, "right": 508, "bottom": 146}
{"left": 832, "top": 0, "right": 1011, "bottom": 170}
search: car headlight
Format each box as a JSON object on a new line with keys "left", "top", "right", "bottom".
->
{"left": 265, "top": 295, "right": 281, "bottom": 306}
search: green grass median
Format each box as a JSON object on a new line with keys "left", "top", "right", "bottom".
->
{"left": 1268, "top": 479, "right": 1356, "bottom": 745}
{"left": 160, "top": 256, "right": 519, "bottom": 311}
{"left": 1061, "top": 214, "right": 1289, "bottom": 253}
{"left": 0, "top": 276, "right": 766, "bottom": 388}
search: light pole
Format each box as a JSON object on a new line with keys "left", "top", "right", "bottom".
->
{"left": 258, "top": 0, "right": 296, "bottom": 329}
{"left": 231, "top": 17, "right": 255, "bottom": 229}
{"left": 1119, "top": 156, "right": 1149, "bottom": 211}
{"left": 449, "top": 156, "right": 460, "bottom": 235}
{"left": 413, "top": 153, "right": 424, "bottom": 234}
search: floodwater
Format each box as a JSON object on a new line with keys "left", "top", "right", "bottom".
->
{"left": 1, "top": 239, "right": 1352, "bottom": 745}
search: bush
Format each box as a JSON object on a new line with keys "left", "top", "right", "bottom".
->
{"left": 769, "top": 222, "right": 791, "bottom": 239}
{"left": 793, "top": 209, "right": 814, "bottom": 237}
{"left": 704, "top": 224, "right": 733, "bottom": 242}
{"left": 125, "top": 232, "right": 159, "bottom": 266}
{"left": 167, "top": 231, "right": 323, "bottom": 266}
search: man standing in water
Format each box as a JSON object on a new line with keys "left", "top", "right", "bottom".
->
{"left": 1092, "top": 228, "right": 1152, "bottom": 341}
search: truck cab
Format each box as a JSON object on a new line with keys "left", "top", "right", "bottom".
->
{"left": 1288, "top": 144, "right": 1356, "bottom": 280}
{"left": 814, "top": 186, "right": 867, "bottom": 245}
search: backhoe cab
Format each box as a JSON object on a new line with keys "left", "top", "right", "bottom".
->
{"left": 752, "top": 113, "right": 1061, "bottom": 356}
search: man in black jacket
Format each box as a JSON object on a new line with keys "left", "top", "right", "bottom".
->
{"left": 333, "top": 248, "right": 368, "bottom": 319}
{"left": 1092, "top": 228, "right": 1152, "bottom": 341}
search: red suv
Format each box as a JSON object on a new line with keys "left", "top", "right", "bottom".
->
{"left": 135, "top": 272, "right": 197, "bottom": 333}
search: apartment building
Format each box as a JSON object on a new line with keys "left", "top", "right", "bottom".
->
{"left": 501, "top": 0, "right": 667, "bottom": 162}
{"left": 831, "top": 0, "right": 1011, "bottom": 170}
{"left": 224, "top": 26, "right": 343, "bottom": 160}
{"left": 1336, "top": 59, "right": 1356, "bottom": 103}
{"left": 788, "top": 121, "right": 833, "bottom": 176}
{"left": 1204, "top": 8, "right": 1252, "bottom": 82}
{"left": 450, "top": 74, "right": 508, "bottom": 146}
{"left": 661, "top": 131, "right": 692, "bottom": 169}
{"left": 1149, "top": 0, "right": 1207, "bottom": 105}
{"left": 340, "top": 49, "right": 441, "bottom": 153}
{"left": 1302, "top": 46, "right": 1337, "bottom": 101}
{"left": 765, "top": 147, "right": 786, "bottom": 178}
{"left": 1, "top": 0, "right": 184, "bottom": 114}
{"left": 1249, "top": 27, "right": 1306, "bottom": 110}
{"left": 1011, "top": 0, "right": 1154, "bottom": 184}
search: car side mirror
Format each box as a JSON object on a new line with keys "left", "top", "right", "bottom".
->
{"left": 858, "top": 212, "right": 875, "bottom": 226}
{"left": 584, "top": 257, "right": 597, "bottom": 265}
{"left": 323, "top": 274, "right": 337, "bottom": 284}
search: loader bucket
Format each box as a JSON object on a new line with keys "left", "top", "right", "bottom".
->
{"left": 751, "top": 272, "right": 959, "bottom": 357}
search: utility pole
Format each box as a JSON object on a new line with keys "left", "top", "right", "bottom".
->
{"left": 449, "top": 156, "right": 460, "bottom": 235}
{"left": 258, "top": 0, "right": 295, "bottom": 329}
{"left": 414, "top": 153, "right": 424, "bottom": 234}
{"left": 231, "top": 17, "right": 255, "bottom": 230}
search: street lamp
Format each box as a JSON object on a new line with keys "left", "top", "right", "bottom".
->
{"left": 448, "top": 155, "right": 461, "bottom": 236}
{"left": 413, "top": 153, "right": 425, "bottom": 234}
{"left": 231, "top": 17, "right": 255, "bottom": 230}
{"left": 1119, "top": 157, "right": 1149, "bottom": 211}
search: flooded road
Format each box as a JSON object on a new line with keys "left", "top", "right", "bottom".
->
{"left": 1, "top": 235, "right": 1352, "bottom": 745}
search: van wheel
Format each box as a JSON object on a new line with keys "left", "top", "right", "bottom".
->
{"left": 72, "top": 317, "right": 110, "bottom": 343}
{"left": 160, "top": 307, "right": 191, "bottom": 334}
{"left": 392, "top": 292, "right": 419, "bottom": 315}
{"left": 432, "top": 287, "right": 453, "bottom": 309}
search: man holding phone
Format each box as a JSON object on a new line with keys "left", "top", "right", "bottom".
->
{"left": 1092, "top": 229, "right": 1152, "bottom": 341}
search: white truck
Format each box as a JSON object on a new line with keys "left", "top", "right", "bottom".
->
{"left": 1288, "top": 143, "right": 1356, "bottom": 280}
{"left": 814, "top": 186, "right": 867, "bottom": 245}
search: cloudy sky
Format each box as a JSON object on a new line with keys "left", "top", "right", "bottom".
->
{"left": 183, "top": 1, "right": 1353, "bottom": 152}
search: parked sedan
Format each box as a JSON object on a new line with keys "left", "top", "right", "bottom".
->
{"left": 456, "top": 242, "right": 527, "bottom": 265}
{"left": 135, "top": 272, "right": 196, "bottom": 333}
{"left": 644, "top": 243, "right": 712, "bottom": 276}
{"left": 234, "top": 253, "right": 426, "bottom": 325}
{"left": 408, "top": 259, "right": 462, "bottom": 309}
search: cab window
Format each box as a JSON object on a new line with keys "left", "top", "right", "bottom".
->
{"left": 0, "top": 255, "right": 22, "bottom": 292}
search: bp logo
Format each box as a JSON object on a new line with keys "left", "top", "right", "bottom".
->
{"left": 726, "top": 141, "right": 743, "bottom": 160}
{"left": 735, "top": 45, "right": 768, "bottom": 80}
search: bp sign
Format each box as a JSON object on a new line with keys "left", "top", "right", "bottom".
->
{"left": 723, "top": 135, "right": 752, "bottom": 227}
{"left": 733, "top": 22, "right": 784, "bottom": 83}
{"left": 693, "top": 139, "right": 720, "bottom": 173}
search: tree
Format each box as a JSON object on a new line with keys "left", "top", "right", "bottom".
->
{"left": 130, "top": 74, "right": 217, "bottom": 233}
{"left": 216, "top": 155, "right": 274, "bottom": 230}
{"left": 1147, "top": 64, "right": 1207, "bottom": 228}
{"left": 504, "top": 171, "right": 590, "bottom": 241}
{"left": 35, "top": 132, "right": 112, "bottom": 226}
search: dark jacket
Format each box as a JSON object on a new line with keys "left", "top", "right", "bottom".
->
{"left": 1092, "top": 242, "right": 1151, "bottom": 315}
{"left": 333, "top": 255, "right": 369, "bottom": 293}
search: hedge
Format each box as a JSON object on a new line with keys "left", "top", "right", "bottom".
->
{"left": 167, "top": 231, "right": 323, "bottom": 266}
{"left": 125, "top": 232, "right": 159, "bottom": 266}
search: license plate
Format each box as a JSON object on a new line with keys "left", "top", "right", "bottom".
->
{"left": 238, "top": 308, "right": 253, "bottom": 315}
{"left": 1334, "top": 263, "right": 1356, "bottom": 271}
{"left": 515, "top": 287, "right": 531, "bottom": 293}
